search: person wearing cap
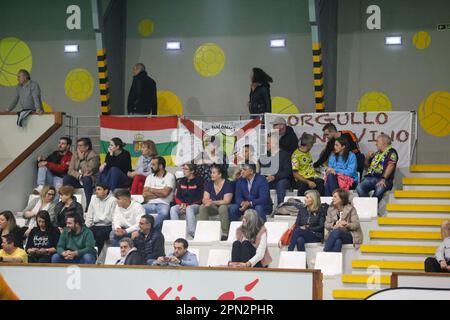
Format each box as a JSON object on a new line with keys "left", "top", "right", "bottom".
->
{"left": 271, "top": 117, "right": 299, "bottom": 155}
{"left": 229, "top": 164, "right": 273, "bottom": 222}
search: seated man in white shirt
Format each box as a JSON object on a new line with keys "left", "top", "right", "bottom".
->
{"left": 142, "top": 156, "right": 176, "bottom": 229}
{"left": 110, "top": 189, "right": 145, "bottom": 247}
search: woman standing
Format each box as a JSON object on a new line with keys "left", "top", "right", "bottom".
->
{"left": 128, "top": 140, "right": 158, "bottom": 194}
{"left": 248, "top": 67, "right": 273, "bottom": 115}
{"left": 229, "top": 209, "right": 272, "bottom": 268}
{"left": 324, "top": 137, "right": 358, "bottom": 196}
{"left": 22, "top": 186, "right": 56, "bottom": 236}
{"left": 25, "top": 210, "right": 60, "bottom": 263}
{"left": 99, "top": 137, "right": 132, "bottom": 191}
{"left": 324, "top": 188, "right": 363, "bottom": 252}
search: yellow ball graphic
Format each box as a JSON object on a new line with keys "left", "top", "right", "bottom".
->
{"left": 357, "top": 91, "right": 392, "bottom": 112}
{"left": 413, "top": 31, "right": 431, "bottom": 50}
{"left": 157, "top": 90, "right": 183, "bottom": 115}
{"left": 0, "top": 37, "right": 32, "bottom": 87}
{"left": 271, "top": 96, "right": 299, "bottom": 114}
{"left": 193, "top": 43, "right": 225, "bottom": 77}
{"left": 138, "top": 19, "right": 154, "bottom": 37}
{"left": 418, "top": 91, "right": 450, "bottom": 137}
{"left": 42, "top": 101, "right": 53, "bottom": 113}
{"left": 65, "top": 68, "right": 94, "bottom": 102}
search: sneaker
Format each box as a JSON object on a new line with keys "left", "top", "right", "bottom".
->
{"left": 221, "top": 235, "right": 228, "bottom": 241}
{"left": 33, "top": 185, "right": 43, "bottom": 195}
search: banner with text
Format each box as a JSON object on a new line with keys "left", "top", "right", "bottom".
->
{"left": 265, "top": 112, "right": 413, "bottom": 167}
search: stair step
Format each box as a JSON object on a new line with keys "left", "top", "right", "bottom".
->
{"left": 386, "top": 204, "right": 450, "bottom": 213}
{"left": 352, "top": 260, "right": 424, "bottom": 270}
{"left": 369, "top": 230, "right": 442, "bottom": 240}
{"left": 410, "top": 165, "right": 450, "bottom": 173}
{"left": 342, "top": 274, "right": 391, "bottom": 285}
{"left": 360, "top": 244, "right": 436, "bottom": 255}
{"left": 332, "top": 289, "right": 377, "bottom": 299}
{"left": 394, "top": 190, "right": 450, "bottom": 199}
{"left": 403, "top": 178, "right": 450, "bottom": 185}
{"left": 378, "top": 217, "right": 447, "bottom": 226}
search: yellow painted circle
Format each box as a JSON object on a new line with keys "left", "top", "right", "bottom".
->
{"left": 64, "top": 68, "right": 94, "bottom": 102}
{"left": 413, "top": 31, "right": 431, "bottom": 50}
{"left": 157, "top": 90, "right": 183, "bottom": 115}
{"left": 138, "top": 19, "right": 154, "bottom": 37}
{"left": 42, "top": 101, "right": 53, "bottom": 113}
{"left": 357, "top": 91, "right": 392, "bottom": 112}
{"left": 272, "top": 96, "right": 299, "bottom": 114}
{"left": 418, "top": 91, "right": 450, "bottom": 137}
{"left": 0, "top": 37, "right": 32, "bottom": 87}
{"left": 193, "top": 43, "right": 225, "bottom": 77}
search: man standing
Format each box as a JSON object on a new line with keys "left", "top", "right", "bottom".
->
{"left": 6, "top": 69, "right": 43, "bottom": 126}
{"left": 229, "top": 164, "right": 273, "bottom": 222}
{"left": 270, "top": 117, "right": 298, "bottom": 155}
{"left": 51, "top": 213, "right": 97, "bottom": 264}
{"left": 127, "top": 63, "right": 157, "bottom": 115}
{"left": 131, "top": 215, "right": 165, "bottom": 265}
{"left": 357, "top": 134, "right": 398, "bottom": 203}
{"left": 34, "top": 137, "right": 72, "bottom": 193}
{"left": 142, "top": 156, "right": 176, "bottom": 229}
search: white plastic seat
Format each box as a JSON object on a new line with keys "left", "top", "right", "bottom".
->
{"left": 207, "top": 249, "right": 231, "bottom": 267}
{"left": 130, "top": 194, "right": 144, "bottom": 203}
{"left": 264, "top": 221, "right": 289, "bottom": 245}
{"left": 192, "top": 221, "right": 221, "bottom": 243}
{"left": 314, "top": 252, "right": 343, "bottom": 276}
{"left": 15, "top": 217, "right": 26, "bottom": 228}
{"left": 225, "top": 221, "right": 242, "bottom": 244}
{"left": 175, "top": 171, "right": 184, "bottom": 179}
{"left": 278, "top": 251, "right": 306, "bottom": 269}
{"left": 352, "top": 197, "right": 378, "bottom": 220}
{"left": 104, "top": 247, "right": 121, "bottom": 265}
{"left": 162, "top": 220, "right": 187, "bottom": 243}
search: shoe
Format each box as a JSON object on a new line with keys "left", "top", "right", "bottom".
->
{"left": 221, "top": 235, "right": 228, "bottom": 241}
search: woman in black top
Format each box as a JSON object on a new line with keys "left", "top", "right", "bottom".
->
{"left": 0, "top": 210, "right": 25, "bottom": 248}
{"left": 98, "top": 137, "right": 132, "bottom": 191}
{"left": 248, "top": 67, "right": 273, "bottom": 115}
{"left": 25, "top": 210, "right": 60, "bottom": 263}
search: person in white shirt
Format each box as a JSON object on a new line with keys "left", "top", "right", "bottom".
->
{"left": 229, "top": 209, "right": 272, "bottom": 268}
{"left": 142, "top": 156, "right": 176, "bottom": 229}
{"left": 110, "top": 189, "right": 145, "bottom": 246}
{"left": 85, "top": 183, "right": 117, "bottom": 254}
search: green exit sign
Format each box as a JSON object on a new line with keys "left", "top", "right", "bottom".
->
{"left": 437, "top": 23, "right": 450, "bottom": 31}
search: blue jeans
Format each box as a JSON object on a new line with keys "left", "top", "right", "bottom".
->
{"left": 288, "top": 228, "right": 321, "bottom": 251}
{"left": 357, "top": 176, "right": 391, "bottom": 202}
{"left": 63, "top": 174, "right": 94, "bottom": 209}
{"left": 229, "top": 203, "right": 273, "bottom": 222}
{"left": 170, "top": 204, "right": 200, "bottom": 237}
{"left": 37, "top": 167, "right": 63, "bottom": 189}
{"left": 51, "top": 253, "right": 97, "bottom": 264}
{"left": 98, "top": 167, "right": 130, "bottom": 191}
{"left": 324, "top": 229, "right": 353, "bottom": 252}
{"left": 109, "top": 230, "right": 132, "bottom": 247}
{"left": 324, "top": 173, "right": 340, "bottom": 196}
{"left": 269, "top": 179, "right": 291, "bottom": 205}
{"left": 143, "top": 203, "right": 170, "bottom": 229}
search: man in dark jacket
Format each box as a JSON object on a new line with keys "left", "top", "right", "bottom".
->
{"left": 131, "top": 214, "right": 165, "bottom": 265}
{"left": 127, "top": 63, "right": 157, "bottom": 115}
{"left": 260, "top": 134, "right": 293, "bottom": 204}
{"left": 270, "top": 117, "right": 299, "bottom": 155}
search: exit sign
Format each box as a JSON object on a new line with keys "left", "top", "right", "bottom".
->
{"left": 437, "top": 23, "right": 450, "bottom": 31}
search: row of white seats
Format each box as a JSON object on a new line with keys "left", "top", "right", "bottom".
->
{"left": 104, "top": 246, "right": 343, "bottom": 276}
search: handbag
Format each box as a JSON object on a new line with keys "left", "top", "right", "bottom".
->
{"left": 280, "top": 226, "right": 295, "bottom": 246}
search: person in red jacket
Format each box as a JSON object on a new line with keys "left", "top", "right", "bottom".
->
{"left": 34, "top": 137, "right": 73, "bottom": 193}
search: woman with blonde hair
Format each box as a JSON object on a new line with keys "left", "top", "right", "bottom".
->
{"left": 279, "top": 190, "right": 328, "bottom": 251}
{"left": 22, "top": 185, "right": 57, "bottom": 236}
{"left": 129, "top": 139, "right": 158, "bottom": 194}
{"left": 229, "top": 209, "right": 272, "bottom": 268}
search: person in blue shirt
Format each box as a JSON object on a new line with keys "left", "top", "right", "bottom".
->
{"left": 152, "top": 238, "right": 198, "bottom": 267}
{"left": 324, "top": 137, "right": 358, "bottom": 196}
{"left": 229, "top": 163, "right": 273, "bottom": 222}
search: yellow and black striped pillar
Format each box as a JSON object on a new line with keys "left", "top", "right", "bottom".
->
{"left": 97, "top": 49, "right": 110, "bottom": 114}
{"left": 312, "top": 43, "right": 325, "bottom": 112}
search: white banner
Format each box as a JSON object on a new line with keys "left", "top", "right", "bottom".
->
{"left": 1, "top": 265, "right": 320, "bottom": 300}
{"left": 175, "top": 118, "right": 261, "bottom": 166}
{"left": 265, "top": 112, "right": 413, "bottom": 168}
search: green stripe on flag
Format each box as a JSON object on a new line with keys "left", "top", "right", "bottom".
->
{"left": 100, "top": 141, "right": 177, "bottom": 158}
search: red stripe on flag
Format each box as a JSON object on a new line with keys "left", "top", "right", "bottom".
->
{"left": 179, "top": 118, "right": 205, "bottom": 140}
{"left": 233, "top": 118, "right": 261, "bottom": 140}
{"left": 100, "top": 116, "right": 178, "bottom": 130}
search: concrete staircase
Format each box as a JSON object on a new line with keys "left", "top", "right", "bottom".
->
{"left": 332, "top": 164, "right": 450, "bottom": 300}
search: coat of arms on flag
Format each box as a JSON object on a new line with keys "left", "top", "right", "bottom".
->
{"left": 175, "top": 118, "right": 261, "bottom": 166}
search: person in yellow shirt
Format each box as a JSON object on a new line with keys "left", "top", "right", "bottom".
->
{"left": 0, "top": 234, "right": 28, "bottom": 263}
